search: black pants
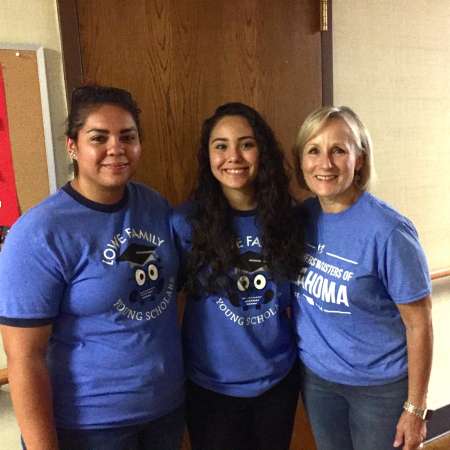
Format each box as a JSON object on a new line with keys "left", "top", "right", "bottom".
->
{"left": 186, "top": 362, "right": 300, "bottom": 450}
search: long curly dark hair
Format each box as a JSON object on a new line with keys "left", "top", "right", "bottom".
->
{"left": 185, "top": 102, "right": 305, "bottom": 296}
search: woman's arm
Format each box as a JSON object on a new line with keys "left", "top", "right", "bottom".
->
{"left": 1, "top": 324, "right": 59, "bottom": 450}
{"left": 393, "top": 295, "right": 433, "bottom": 450}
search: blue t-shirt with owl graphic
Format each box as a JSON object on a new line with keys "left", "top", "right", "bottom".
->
{"left": 171, "top": 202, "right": 296, "bottom": 397}
{"left": 0, "top": 182, "right": 184, "bottom": 429}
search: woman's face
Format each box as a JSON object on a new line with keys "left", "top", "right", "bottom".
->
{"left": 301, "top": 118, "right": 363, "bottom": 212}
{"left": 68, "top": 104, "right": 141, "bottom": 203}
{"left": 208, "top": 115, "right": 260, "bottom": 201}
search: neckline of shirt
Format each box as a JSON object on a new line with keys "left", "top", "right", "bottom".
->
{"left": 231, "top": 208, "right": 257, "bottom": 217}
{"left": 318, "top": 191, "right": 368, "bottom": 222}
{"left": 62, "top": 182, "right": 129, "bottom": 213}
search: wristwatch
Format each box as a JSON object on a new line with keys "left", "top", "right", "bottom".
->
{"left": 403, "top": 400, "right": 433, "bottom": 420}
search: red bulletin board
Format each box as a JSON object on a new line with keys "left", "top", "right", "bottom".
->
{"left": 0, "top": 47, "right": 55, "bottom": 220}
{"left": 0, "top": 66, "right": 20, "bottom": 227}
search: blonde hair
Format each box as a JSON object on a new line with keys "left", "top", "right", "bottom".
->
{"left": 293, "top": 106, "right": 375, "bottom": 191}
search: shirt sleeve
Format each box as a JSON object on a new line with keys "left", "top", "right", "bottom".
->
{"left": 0, "top": 218, "right": 66, "bottom": 320}
{"left": 379, "top": 220, "right": 431, "bottom": 304}
{"left": 169, "top": 207, "right": 193, "bottom": 290}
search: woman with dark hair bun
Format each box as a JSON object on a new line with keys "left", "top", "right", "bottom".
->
{"left": 0, "top": 85, "right": 184, "bottom": 450}
{"left": 171, "top": 102, "right": 306, "bottom": 450}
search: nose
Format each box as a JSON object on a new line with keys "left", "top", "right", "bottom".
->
{"left": 107, "top": 136, "right": 125, "bottom": 155}
{"left": 226, "top": 144, "right": 242, "bottom": 162}
{"left": 318, "top": 152, "right": 333, "bottom": 169}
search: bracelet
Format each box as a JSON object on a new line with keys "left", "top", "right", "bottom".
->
{"left": 403, "top": 400, "right": 433, "bottom": 420}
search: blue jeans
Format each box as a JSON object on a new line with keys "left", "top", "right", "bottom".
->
{"left": 21, "top": 405, "right": 185, "bottom": 450}
{"left": 301, "top": 365, "right": 408, "bottom": 450}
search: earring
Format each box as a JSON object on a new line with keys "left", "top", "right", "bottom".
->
{"left": 69, "top": 151, "right": 77, "bottom": 160}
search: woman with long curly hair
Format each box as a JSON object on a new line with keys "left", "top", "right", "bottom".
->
{"left": 171, "top": 102, "right": 305, "bottom": 450}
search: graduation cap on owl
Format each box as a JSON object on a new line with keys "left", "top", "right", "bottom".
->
{"left": 117, "top": 243, "right": 159, "bottom": 267}
{"left": 236, "top": 251, "right": 266, "bottom": 273}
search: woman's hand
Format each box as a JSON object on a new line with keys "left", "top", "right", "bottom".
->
{"left": 393, "top": 410, "right": 426, "bottom": 449}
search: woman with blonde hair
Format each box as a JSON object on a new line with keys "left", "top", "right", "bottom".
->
{"left": 292, "top": 106, "right": 433, "bottom": 450}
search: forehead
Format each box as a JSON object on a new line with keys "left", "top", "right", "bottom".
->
{"left": 307, "top": 118, "right": 356, "bottom": 145}
{"left": 82, "top": 104, "right": 137, "bottom": 130}
{"left": 210, "top": 115, "right": 254, "bottom": 139}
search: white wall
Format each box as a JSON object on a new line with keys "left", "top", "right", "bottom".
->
{"left": 333, "top": 0, "right": 450, "bottom": 410}
{"left": 0, "top": 0, "right": 69, "bottom": 187}
{"left": 429, "top": 279, "right": 450, "bottom": 409}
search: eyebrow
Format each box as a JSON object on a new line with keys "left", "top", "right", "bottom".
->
{"left": 86, "top": 127, "right": 137, "bottom": 134}
{"left": 305, "top": 140, "right": 346, "bottom": 147}
{"left": 210, "top": 135, "right": 255, "bottom": 144}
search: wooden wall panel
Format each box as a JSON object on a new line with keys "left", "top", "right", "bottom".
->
{"left": 291, "top": 396, "right": 317, "bottom": 450}
{"left": 76, "top": 0, "right": 322, "bottom": 204}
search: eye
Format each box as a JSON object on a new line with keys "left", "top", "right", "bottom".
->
{"left": 135, "top": 269, "right": 146, "bottom": 286}
{"left": 241, "top": 140, "right": 256, "bottom": 150}
{"left": 91, "top": 135, "right": 107, "bottom": 144}
{"left": 253, "top": 274, "right": 267, "bottom": 290}
{"left": 332, "top": 146, "right": 346, "bottom": 154}
{"left": 213, "top": 142, "right": 227, "bottom": 151}
{"left": 147, "top": 264, "right": 159, "bottom": 281}
{"left": 306, "top": 146, "right": 319, "bottom": 155}
{"left": 237, "top": 275, "right": 250, "bottom": 292}
{"left": 121, "top": 134, "right": 137, "bottom": 143}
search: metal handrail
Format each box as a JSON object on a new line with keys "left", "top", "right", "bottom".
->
{"left": 431, "top": 269, "right": 450, "bottom": 281}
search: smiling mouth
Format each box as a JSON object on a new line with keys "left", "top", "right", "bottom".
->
{"left": 224, "top": 168, "right": 249, "bottom": 175}
{"left": 102, "top": 163, "right": 129, "bottom": 169}
{"left": 315, "top": 175, "right": 337, "bottom": 181}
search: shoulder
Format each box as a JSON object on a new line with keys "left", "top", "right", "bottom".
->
{"left": 7, "top": 189, "right": 74, "bottom": 239}
{"left": 0, "top": 189, "right": 78, "bottom": 278}
{"left": 173, "top": 200, "right": 196, "bottom": 217}
{"left": 297, "top": 195, "right": 319, "bottom": 226}
{"left": 359, "top": 192, "right": 418, "bottom": 237}
{"left": 127, "top": 182, "right": 170, "bottom": 209}
{"left": 170, "top": 201, "right": 195, "bottom": 236}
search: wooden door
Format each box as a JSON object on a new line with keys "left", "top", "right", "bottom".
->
{"left": 62, "top": 0, "right": 329, "bottom": 204}
{"left": 59, "top": 1, "right": 331, "bottom": 448}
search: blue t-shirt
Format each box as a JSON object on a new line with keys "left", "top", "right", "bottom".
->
{"left": 0, "top": 183, "right": 184, "bottom": 429}
{"left": 293, "top": 192, "right": 431, "bottom": 386}
{"left": 171, "top": 202, "right": 296, "bottom": 397}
